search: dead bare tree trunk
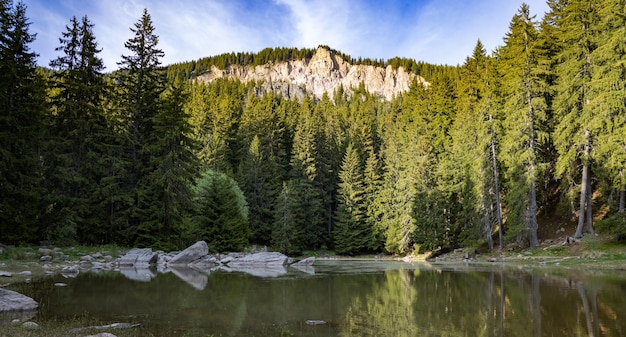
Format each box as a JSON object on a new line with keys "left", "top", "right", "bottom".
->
{"left": 489, "top": 114, "right": 504, "bottom": 250}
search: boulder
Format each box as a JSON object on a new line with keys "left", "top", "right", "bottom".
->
{"left": 168, "top": 241, "right": 209, "bottom": 266}
{"left": 291, "top": 257, "right": 315, "bottom": 267}
{"left": 61, "top": 265, "right": 79, "bottom": 277}
{"left": 0, "top": 288, "right": 38, "bottom": 312}
{"left": 190, "top": 255, "right": 220, "bottom": 269}
{"left": 117, "top": 248, "right": 158, "bottom": 267}
{"left": 227, "top": 252, "right": 288, "bottom": 266}
{"left": 21, "top": 321, "right": 40, "bottom": 330}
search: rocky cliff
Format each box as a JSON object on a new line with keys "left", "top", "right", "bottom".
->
{"left": 196, "top": 46, "right": 426, "bottom": 101}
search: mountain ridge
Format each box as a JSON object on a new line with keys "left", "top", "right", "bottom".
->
{"left": 195, "top": 46, "right": 427, "bottom": 100}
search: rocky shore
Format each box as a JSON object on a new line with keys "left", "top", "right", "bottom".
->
{"left": 0, "top": 241, "right": 314, "bottom": 336}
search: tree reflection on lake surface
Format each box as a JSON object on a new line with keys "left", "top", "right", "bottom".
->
{"left": 13, "top": 260, "right": 626, "bottom": 336}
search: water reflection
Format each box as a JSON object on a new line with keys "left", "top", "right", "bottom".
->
{"left": 13, "top": 261, "right": 626, "bottom": 336}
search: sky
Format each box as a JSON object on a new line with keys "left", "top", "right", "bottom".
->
{"left": 24, "top": 0, "right": 550, "bottom": 71}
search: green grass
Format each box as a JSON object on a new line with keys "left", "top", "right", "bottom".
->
{"left": 0, "top": 245, "right": 127, "bottom": 262}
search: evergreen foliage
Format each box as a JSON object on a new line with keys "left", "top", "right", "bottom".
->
{"left": 191, "top": 170, "right": 250, "bottom": 252}
{"left": 2, "top": 1, "right": 625, "bottom": 255}
{"left": 0, "top": 0, "right": 47, "bottom": 244}
{"left": 46, "top": 15, "right": 109, "bottom": 244}
{"left": 333, "top": 144, "right": 369, "bottom": 255}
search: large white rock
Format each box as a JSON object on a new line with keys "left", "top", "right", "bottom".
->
{"left": 0, "top": 288, "right": 38, "bottom": 312}
{"left": 168, "top": 241, "right": 209, "bottom": 266}
{"left": 227, "top": 252, "right": 288, "bottom": 266}
{"left": 117, "top": 248, "right": 158, "bottom": 267}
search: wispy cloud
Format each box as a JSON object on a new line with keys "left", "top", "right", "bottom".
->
{"left": 25, "top": 0, "right": 550, "bottom": 71}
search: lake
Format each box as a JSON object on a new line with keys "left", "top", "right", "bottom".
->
{"left": 7, "top": 260, "right": 626, "bottom": 336}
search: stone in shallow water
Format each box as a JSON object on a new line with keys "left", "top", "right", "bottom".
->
{"left": 227, "top": 252, "right": 288, "bottom": 266}
{"left": 168, "top": 241, "right": 208, "bottom": 266}
{"left": 0, "top": 288, "right": 38, "bottom": 312}
{"left": 118, "top": 248, "right": 158, "bottom": 267}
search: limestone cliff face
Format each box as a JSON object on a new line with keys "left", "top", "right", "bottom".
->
{"left": 196, "top": 46, "right": 426, "bottom": 100}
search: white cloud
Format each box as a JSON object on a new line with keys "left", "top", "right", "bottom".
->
{"left": 25, "top": 0, "right": 551, "bottom": 70}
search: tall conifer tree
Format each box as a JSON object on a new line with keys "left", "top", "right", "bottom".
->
{"left": 552, "top": 0, "right": 599, "bottom": 237}
{"left": 0, "top": 0, "right": 47, "bottom": 243}
{"left": 591, "top": 0, "right": 626, "bottom": 214}
{"left": 498, "top": 4, "right": 550, "bottom": 248}
{"left": 47, "top": 15, "right": 108, "bottom": 244}
{"left": 115, "top": 8, "right": 167, "bottom": 245}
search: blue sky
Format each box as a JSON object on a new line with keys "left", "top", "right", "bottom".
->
{"left": 24, "top": 0, "right": 550, "bottom": 71}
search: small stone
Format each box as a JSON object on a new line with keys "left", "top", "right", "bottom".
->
{"left": 38, "top": 247, "right": 52, "bottom": 254}
{"left": 0, "top": 271, "right": 12, "bottom": 277}
{"left": 92, "top": 252, "right": 103, "bottom": 259}
{"left": 21, "top": 321, "right": 40, "bottom": 330}
{"left": 80, "top": 255, "right": 94, "bottom": 262}
{"left": 62, "top": 265, "right": 79, "bottom": 275}
{"left": 40, "top": 255, "right": 52, "bottom": 262}
{"left": 54, "top": 282, "right": 68, "bottom": 287}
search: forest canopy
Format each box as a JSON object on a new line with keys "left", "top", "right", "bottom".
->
{"left": 1, "top": 0, "right": 624, "bottom": 255}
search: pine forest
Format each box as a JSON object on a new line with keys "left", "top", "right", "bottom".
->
{"left": 1, "top": 0, "right": 625, "bottom": 255}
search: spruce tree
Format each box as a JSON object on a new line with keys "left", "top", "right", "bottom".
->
{"left": 0, "top": 0, "right": 47, "bottom": 243}
{"left": 272, "top": 180, "right": 305, "bottom": 255}
{"left": 47, "top": 15, "right": 109, "bottom": 244}
{"left": 134, "top": 84, "right": 199, "bottom": 250}
{"left": 333, "top": 143, "right": 369, "bottom": 255}
{"left": 115, "top": 8, "right": 167, "bottom": 245}
{"left": 590, "top": 0, "right": 626, "bottom": 215}
{"left": 445, "top": 41, "right": 503, "bottom": 250}
{"left": 498, "top": 4, "right": 550, "bottom": 248}
{"left": 191, "top": 169, "right": 250, "bottom": 252}
{"left": 552, "top": 0, "right": 599, "bottom": 238}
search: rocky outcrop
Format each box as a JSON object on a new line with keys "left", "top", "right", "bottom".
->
{"left": 0, "top": 289, "right": 38, "bottom": 312}
{"left": 197, "top": 46, "right": 426, "bottom": 101}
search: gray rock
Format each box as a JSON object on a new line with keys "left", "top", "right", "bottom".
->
{"left": 0, "top": 271, "right": 12, "bottom": 277}
{"left": 85, "top": 333, "right": 118, "bottom": 337}
{"left": 291, "top": 256, "right": 315, "bottom": 267}
{"left": 80, "top": 255, "right": 94, "bottom": 262}
{"left": 40, "top": 255, "right": 52, "bottom": 262}
{"left": 168, "top": 241, "right": 209, "bottom": 266}
{"left": 54, "top": 283, "right": 68, "bottom": 287}
{"left": 38, "top": 247, "right": 52, "bottom": 254}
{"left": 227, "top": 252, "right": 288, "bottom": 266}
{"left": 190, "top": 255, "right": 220, "bottom": 269}
{"left": 21, "top": 321, "right": 40, "bottom": 330}
{"left": 62, "top": 265, "right": 79, "bottom": 275}
{"left": 17, "top": 271, "right": 32, "bottom": 276}
{"left": 118, "top": 248, "right": 158, "bottom": 267}
{"left": 91, "top": 252, "right": 103, "bottom": 259}
{"left": 0, "top": 288, "right": 38, "bottom": 312}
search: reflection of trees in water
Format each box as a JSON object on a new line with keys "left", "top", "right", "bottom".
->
{"left": 339, "top": 268, "right": 418, "bottom": 337}
{"left": 338, "top": 267, "right": 626, "bottom": 337}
